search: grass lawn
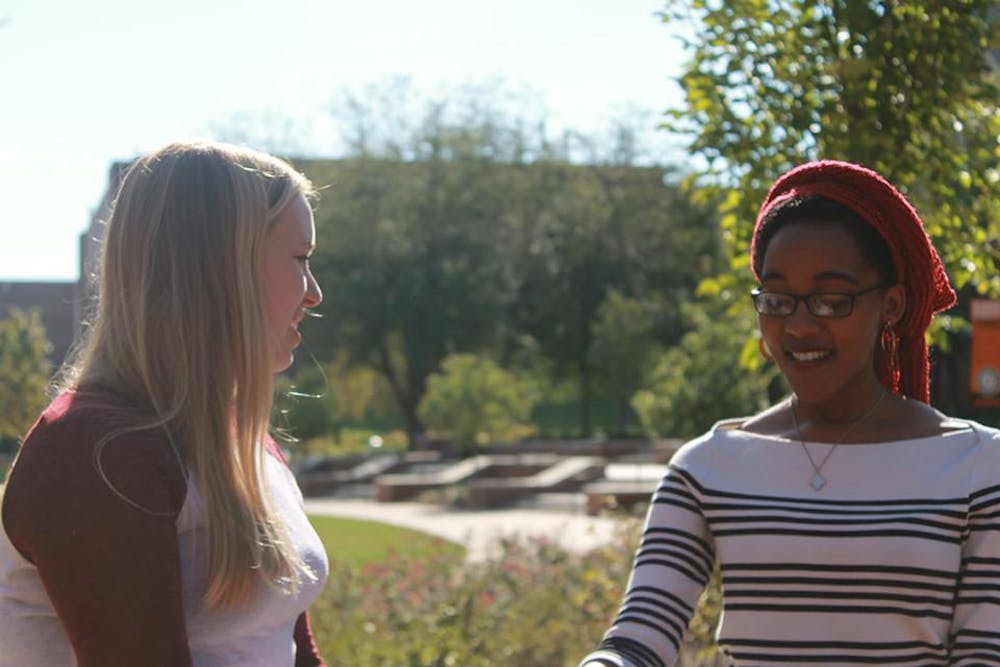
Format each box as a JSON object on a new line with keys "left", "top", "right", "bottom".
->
{"left": 307, "top": 514, "right": 464, "bottom": 567}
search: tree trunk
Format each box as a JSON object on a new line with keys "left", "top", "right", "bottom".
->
{"left": 579, "top": 364, "right": 593, "bottom": 436}
{"left": 617, "top": 394, "right": 630, "bottom": 436}
{"left": 374, "top": 338, "right": 422, "bottom": 449}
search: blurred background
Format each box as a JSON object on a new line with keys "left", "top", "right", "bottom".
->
{"left": 2, "top": 0, "right": 998, "bottom": 457}
{"left": 2, "top": 4, "right": 998, "bottom": 664}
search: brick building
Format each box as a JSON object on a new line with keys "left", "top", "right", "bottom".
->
{"left": 1, "top": 161, "right": 127, "bottom": 367}
{"left": 0, "top": 281, "right": 80, "bottom": 365}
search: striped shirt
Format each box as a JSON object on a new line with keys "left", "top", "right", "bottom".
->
{"left": 580, "top": 419, "right": 1000, "bottom": 667}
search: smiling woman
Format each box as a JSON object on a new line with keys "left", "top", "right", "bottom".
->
{"left": 579, "top": 161, "right": 1000, "bottom": 667}
{"left": 260, "top": 193, "right": 323, "bottom": 373}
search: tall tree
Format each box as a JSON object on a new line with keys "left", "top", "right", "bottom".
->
{"left": 660, "top": 0, "right": 999, "bottom": 412}
{"left": 587, "top": 290, "right": 663, "bottom": 435}
{"left": 302, "top": 84, "right": 722, "bottom": 443}
{"left": 304, "top": 88, "right": 531, "bottom": 445}
{"left": 633, "top": 300, "right": 777, "bottom": 439}
{"left": 0, "top": 308, "right": 52, "bottom": 444}
{"left": 662, "top": 0, "right": 999, "bottom": 291}
{"left": 508, "top": 162, "right": 719, "bottom": 434}
{"left": 306, "top": 155, "right": 516, "bottom": 444}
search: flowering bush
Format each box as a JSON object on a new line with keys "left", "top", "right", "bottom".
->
{"left": 310, "top": 519, "right": 723, "bottom": 666}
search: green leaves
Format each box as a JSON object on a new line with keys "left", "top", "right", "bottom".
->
{"left": 664, "top": 0, "right": 999, "bottom": 294}
{"left": 0, "top": 307, "right": 52, "bottom": 444}
{"left": 633, "top": 301, "right": 775, "bottom": 439}
{"left": 417, "top": 354, "right": 539, "bottom": 454}
{"left": 588, "top": 290, "right": 664, "bottom": 433}
{"left": 300, "top": 95, "right": 723, "bottom": 440}
{"left": 655, "top": 0, "right": 1000, "bottom": 411}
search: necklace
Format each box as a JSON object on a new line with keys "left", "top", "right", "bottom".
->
{"left": 791, "top": 388, "right": 887, "bottom": 491}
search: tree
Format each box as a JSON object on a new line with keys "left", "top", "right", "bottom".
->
{"left": 209, "top": 110, "right": 315, "bottom": 157}
{"left": 303, "top": 82, "right": 553, "bottom": 450}
{"left": 632, "top": 302, "right": 775, "bottom": 439}
{"left": 0, "top": 308, "right": 52, "bottom": 445}
{"left": 659, "top": 0, "right": 1000, "bottom": 412}
{"left": 587, "top": 290, "right": 663, "bottom": 435}
{"left": 305, "top": 153, "right": 518, "bottom": 445}
{"left": 417, "top": 353, "right": 539, "bottom": 456}
{"left": 272, "top": 350, "right": 399, "bottom": 445}
{"left": 303, "top": 83, "right": 723, "bottom": 443}
{"left": 661, "top": 0, "right": 999, "bottom": 292}
{"left": 507, "top": 162, "right": 721, "bottom": 434}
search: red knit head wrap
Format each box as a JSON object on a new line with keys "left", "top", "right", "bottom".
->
{"left": 750, "top": 160, "right": 956, "bottom": 404}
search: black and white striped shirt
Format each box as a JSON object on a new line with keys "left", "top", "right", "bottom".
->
{"left": 580, "top": 420, "right": 1000, "bottom": 667}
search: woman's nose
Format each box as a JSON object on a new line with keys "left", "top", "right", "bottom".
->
{"left": 784, "top": 299, "right": 821, "bottom": 337}
{"left": 304, "top": 270, "right": 323, "bottom": 307}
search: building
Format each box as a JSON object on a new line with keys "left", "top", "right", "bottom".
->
{"left": 1, "top": 161, "right": 127, "bottom": 367}
{"left": 0, "top": 281, "right": 80, "bottom": 365}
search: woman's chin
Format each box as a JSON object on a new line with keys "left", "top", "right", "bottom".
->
{"left": 272, "top": 330, "right": 302, "bottom": 373}
{"left": 272, "top": 351, "right": 295, "bottom": 374}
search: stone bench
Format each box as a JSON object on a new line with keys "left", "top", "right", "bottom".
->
{"left": 465, "top": 456, "right": 606, "bottom": 508}
{"left": 583, "top": 480, "right": 657, "bottom": 516}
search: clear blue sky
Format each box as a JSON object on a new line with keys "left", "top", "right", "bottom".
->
{"left": 0, "top": 0, "right": 687, "bottom": 281}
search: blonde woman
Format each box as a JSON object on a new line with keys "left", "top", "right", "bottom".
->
{"left": 0, "top": 142, "right": 329, "bottom": 666}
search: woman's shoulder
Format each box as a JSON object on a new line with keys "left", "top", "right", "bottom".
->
{"left": 8, "top": 389, "right": 103, "bottom": 449}
{"left": 880, "top": 398, "right": 981, "bottom": 441}
{"left": 668, "top": 417, "right": 758, "bottom": 470}
{"left": 949, "top": 420, "right": 1000, "bottom": 496}
{"left": 965, "top": 419, "right": 1000, "bottom": 456}
{"left": 19, "top": 387, "right": 158, "bottom": 450}
{"left": 5, "top": 388, "right": 187, "bottom": 521}
{"left": 730, "top": 394, "right": 985, "bottom": 444}
{"left": 3, "top": 389, "right": 188, "bottom": 569}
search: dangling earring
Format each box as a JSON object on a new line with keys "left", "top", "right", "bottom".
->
{"left": 758, "top": 337, "right": 774, "bottom": 363}
{"left": 881, "top": 321, "right": 899, "bottom": 386}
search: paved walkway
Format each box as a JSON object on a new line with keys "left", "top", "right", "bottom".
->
{"left": 304, "top": 497, "right": 628, "bottom": 561}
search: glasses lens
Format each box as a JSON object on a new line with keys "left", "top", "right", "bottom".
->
{"left": 809, "top": 294, "right": 853, "bottom": 317}
{"left": 756, "top": 292, "right": 793, "bottom": 315}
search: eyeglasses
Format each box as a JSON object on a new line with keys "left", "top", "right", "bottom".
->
{"left": 750, "top": 285, "right": 886, "bottom": 318}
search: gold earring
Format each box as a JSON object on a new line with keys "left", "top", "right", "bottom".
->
{"left": 881, "top": 321, "right": 898, "bottom": 379}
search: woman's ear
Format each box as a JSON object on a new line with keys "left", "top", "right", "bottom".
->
{"left": 883, "top": 283, "right": 907, "bottom": 325}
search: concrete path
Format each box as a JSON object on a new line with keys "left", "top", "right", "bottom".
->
{"left": 304, "top": 497, "right": 628, "bottom": 561}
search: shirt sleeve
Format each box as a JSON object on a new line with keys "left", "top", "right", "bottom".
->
{"left": 294, "top": 611, "right": 326, "bottom": 667}
{"left": 949, "top": 435, "right": 1000, "bottom": 665}
{"left": 2, "top": 414, "right": 191, "bottom": 667}
{"left": 273, "top": 437, "right": 327, "bottom": 667}
{"left": 578, "top": 464, "right": 715, "bottom": 667}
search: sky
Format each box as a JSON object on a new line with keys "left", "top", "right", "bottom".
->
{"left": 0, "top": 0, "right": 688, "bottom": 281}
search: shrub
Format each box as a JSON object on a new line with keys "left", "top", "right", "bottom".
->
{"left": 633, "top": 302, "right": 773, "bottom": 439}
{"left": 0, "top": 307, "right": 52, "bottom": 443}
{"left": 417, "top": 353, "right": 539, "bottom": 455}
{"left": 588, "top": 290, "right": 663, "bottom": 435}
{"left": 310, "top": 519, "right": 723, "bottom": 666}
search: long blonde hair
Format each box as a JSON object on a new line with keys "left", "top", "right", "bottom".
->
{"left": 63, "top": 141, "right": 315, "bottom": 608}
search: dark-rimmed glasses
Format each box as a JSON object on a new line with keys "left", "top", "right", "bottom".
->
{"left": 751, "top": 285, "right": 886, "bottom": 318}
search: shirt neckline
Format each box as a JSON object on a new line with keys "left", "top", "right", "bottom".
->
{"left": 715, "top": 418, "right": 979, "bottom": 447}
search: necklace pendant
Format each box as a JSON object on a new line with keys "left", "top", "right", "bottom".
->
{"left": 809, "top": 472, "right": 827, "bottom": 490}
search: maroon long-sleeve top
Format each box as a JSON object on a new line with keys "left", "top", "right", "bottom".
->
{"left": 0, "top": 388, "right": 327, "bottom": 666}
